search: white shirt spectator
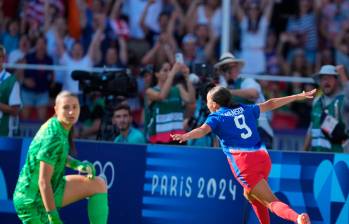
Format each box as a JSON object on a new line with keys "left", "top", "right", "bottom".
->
{"left": 144, "top": 0, "right": 163, "bottom": 33}
{"left": 240, "top": 16, "right": 268, "bottom": 74}
{"left": 196, "top": 5, "right": 222, "bottom": 36}
{"left": 122, "top": 0, "right": 148, "bottom": 38}
{"left": 8, "top": 50, "right": 25, "bottom": 64}
{"left": 46, "top": 28, "right": 74, "bottom": 63}
{"left": 59, "top": 52, "right": 92, "bottom": 94}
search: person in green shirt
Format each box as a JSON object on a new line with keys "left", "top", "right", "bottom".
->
{"left": 113, "top": 104, "right": 145, "bottom": 144}
{"left": 304, "top": 65, "right": 347, "bottom": 153}
{"left": 0, "top": 45, "right": 21, "bottom": 137}
{"left": 13, "top": 91, "right": 109, "bottom": 224}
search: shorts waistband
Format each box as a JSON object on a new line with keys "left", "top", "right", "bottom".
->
{"left": 228, "top": 146, "right": 267, "bottom": 153}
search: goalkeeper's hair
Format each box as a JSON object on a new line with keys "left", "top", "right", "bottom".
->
{"left": 55, "top": 90, "right": 78, "bottom": 105}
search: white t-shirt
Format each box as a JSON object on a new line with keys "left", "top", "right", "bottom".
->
{"left": 0, "top": 70, "right": 22, "bottom": 136}
{"left": 196, "top": 5, "right": 222, "bottom": 36}
{"left": 122, "top": 0, "right": 148, "bottom": 38}
{"left": 8, "top": 49, "right": 25, "bottom": 64}
{"left": 46, "top": 28, "right": 75, "bottom": 63}
{"left": 59, "top": 52, "right": 93, "bottom": 94}
{"left": 144, "top": 0, "right": 162, "bottom": 33}
{"left": 240, "top": 16, "right": 268, "bottom": 74}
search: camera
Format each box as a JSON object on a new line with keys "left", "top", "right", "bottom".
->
{"left": 72, "top": 69, "right": 138, "bottom": 141}
{"left": 71, "top": 70, "right": 137, "bottom": 97}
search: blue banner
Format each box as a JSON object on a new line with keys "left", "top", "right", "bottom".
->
{"left": 141, "top": 145, "right": 245, "bottom": 224}
{"left": 0, "top": 137, "right": 348, "bottom": 224}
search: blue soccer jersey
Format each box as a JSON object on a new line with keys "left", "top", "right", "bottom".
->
{"left": 205, "top": 104, "right": 262, "bottom": 154}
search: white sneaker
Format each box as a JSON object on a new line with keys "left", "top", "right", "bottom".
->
{"left": 297, "top": 213, "right": 311, "bottom": 224}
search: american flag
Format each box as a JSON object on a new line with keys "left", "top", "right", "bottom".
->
{"left": 24, "top": 0, "right": 65, "bottom": 25}
{"left": 24, "top": 0, "right": 45, "bottom": 25}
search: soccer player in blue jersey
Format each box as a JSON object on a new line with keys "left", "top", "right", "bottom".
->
{"left": 172, "top": 86, "right": 315, "bottom": 224}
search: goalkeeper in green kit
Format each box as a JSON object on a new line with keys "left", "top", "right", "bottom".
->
{"left": 13, "top": 91, "right": 109, "bottom": 224}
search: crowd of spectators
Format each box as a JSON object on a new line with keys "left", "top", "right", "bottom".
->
{"left": 0, "top": 0, "right": 349, "bottom": 151}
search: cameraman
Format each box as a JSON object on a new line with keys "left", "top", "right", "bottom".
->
{"left": 145, "top": 61, "right": 195, "bottom": 144}
{"left": 112, "top": 104, "right": 145, "bottom": 144}
{"left": 215, "top": 52, "right": 273, "bottom": 149}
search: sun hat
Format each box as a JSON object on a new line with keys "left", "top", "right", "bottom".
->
{"left": 214, "top": 52, "right": 245, "bottom": 69}
{"left": 313, "top": 65, "right": 339, "bottom": 81}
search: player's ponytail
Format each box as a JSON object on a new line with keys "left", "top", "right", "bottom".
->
{"left": 209, "top": 86, "right": 239, "bottom": 109}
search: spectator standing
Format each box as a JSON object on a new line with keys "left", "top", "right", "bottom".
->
{"left": 141, "top": 32, "right": 176, "bottom": 66}
{"left": 122, "top": 0, "right": 148, "bottom": 39}
{"left": 233, "top": 0, "right": 274, "bottom": 74}
{"left": 109, "top": 0, "right": 130, "bottom": 42}
{"left": 106, "top": 0, "right": 129, "bottom": 67}
{"left": 0, "top": 45, "right": 21, "bottom": 136}
{"left": 102, "top": 46, "right": 127, "bottom": 68}
{"left": 45, "top": 16, "right": 75, "bottom": 89}
{"left": 140, "top": 0, "right": 179, "bottom": 66}
{"left": 262, "top": 30, "right": 288, "bottom": 99}
{"left": 145, "top": 62, "right": 195, "bottom": 144}
{"left": 216, "top": 52, "right": 274, "bottom": 149}
{"left": 282, "top": 48, "right": 314, "bottom": 128}
{"left": 1, "top": 19, "right": 19, "bottom": 55}
{"left": 8, "top": 34, "right": 30, "bottom": 64}
{"left": 112, "top": 104, "right": 145, "bottom": 144}
{"left": 186, "top": 0, "right": 222, "bottom": 36}
{"left": 314, "top": 48, "right": 335, "bottom": 73}
{"left": 265, "top": 30, "right": 288, "bottom": 77}
{"left": 304, "top": 65, "right": 347, "bottom": 152}
{"left": 180, "top": 25, "right": 218, "bottom": 68}
{"left": 140, "top": 0, "right": 183, "bottom": 47}
{"left": 78, "top": 0, "right": 107, "bottom": 51}
{"left": 334, "top": 21, "right": 349, "bottom": 73}
{"left": 56, "top": 28, "right": 103, "bottom": 94}
{"left": 180, "top": 33, "right": 204, "bottom": 67}
{"left": 318, "top": 0, "right": 349, "bottom": 49}
{"left": 281, "top": 0, "right": 318, "bottom": 65}
{"left": 22, "top": 35, "right": 53, "bottom": 121}
{"left": 194, "top": 24, "right": 219, "bottom": 63}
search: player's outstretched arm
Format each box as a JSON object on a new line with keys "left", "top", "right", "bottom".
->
{"left": 171, "top": 124, "right": 212, "bottom": 143}
{"left": 259, "top": 89, "right": 317, "bottom": 113}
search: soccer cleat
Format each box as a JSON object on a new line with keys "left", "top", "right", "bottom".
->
{"left": 297, "top": 213, "right": 311, "bottom": 224}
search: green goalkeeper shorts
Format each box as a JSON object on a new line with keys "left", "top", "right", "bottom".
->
{"left": 14, "top": 177, "right": 66, "bottom": 223}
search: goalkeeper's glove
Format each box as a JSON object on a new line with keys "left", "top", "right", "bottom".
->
{"left": 68, "top": 157, "right": 96, "bottom": 179}
{"left": 47, "top": 209, "right": 63, "bottom": 224}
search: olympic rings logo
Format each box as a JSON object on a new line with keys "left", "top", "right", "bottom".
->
{"left": 93, "top": 161, "right": 115, "bottom": 189}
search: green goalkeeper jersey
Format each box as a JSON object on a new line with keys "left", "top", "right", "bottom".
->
{"left": 13, "top": 117, "right": 69, "bottom": 207}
